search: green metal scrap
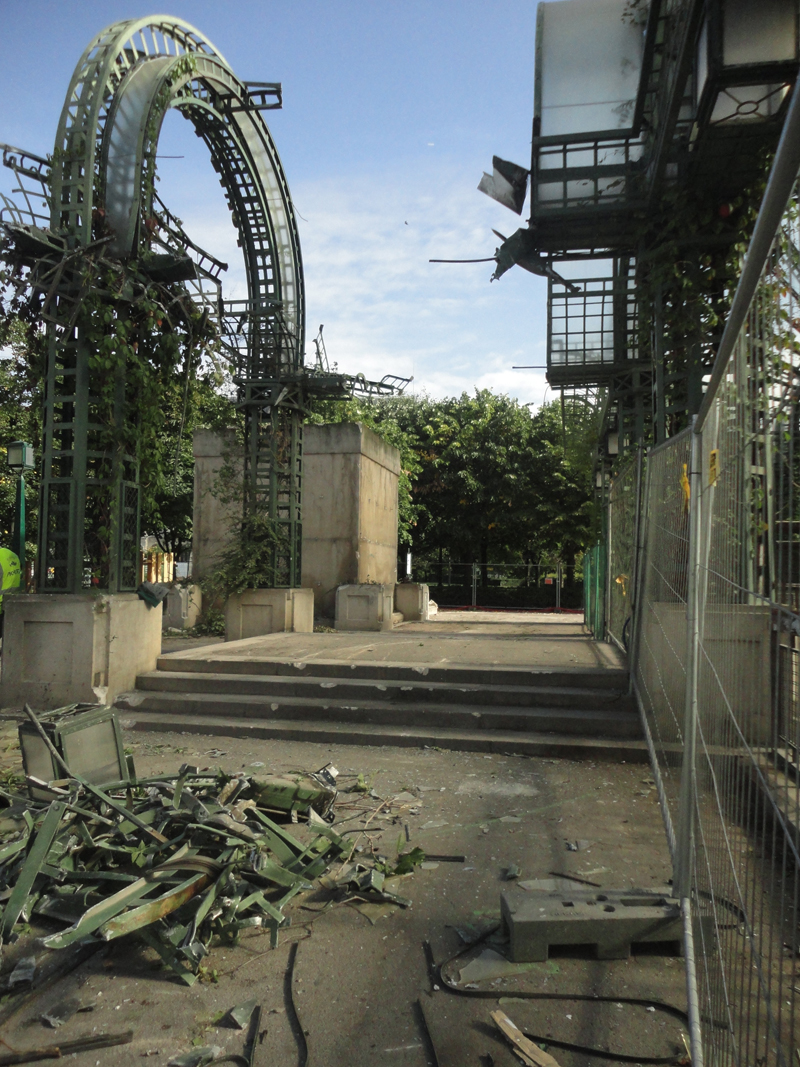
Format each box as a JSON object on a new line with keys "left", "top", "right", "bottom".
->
{"left": 0, "top": 739, "right": 352, "bottom": 986}
{"left": 0, "top": 801, "right": 66, "bottom": 942}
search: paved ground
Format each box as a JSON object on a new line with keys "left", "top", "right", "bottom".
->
{"left": 160, "top": 612, "right": 625, "bottom": 672}
{"left": 0, "top": 727, "right": 686, "bottom": 1067}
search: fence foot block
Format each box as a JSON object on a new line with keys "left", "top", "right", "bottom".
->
{"left": 501, "top": 886, "right": 683, "bottom": 962}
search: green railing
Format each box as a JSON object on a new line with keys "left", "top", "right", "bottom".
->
{"left": 582, "top": 542, "right": 606, "bottom": 640}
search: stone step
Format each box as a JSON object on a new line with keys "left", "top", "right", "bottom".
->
{"left": 115, "top": 708, "right": 649, "bottom": 762}
{"left": 155, "top": 655, "right": 629, "bottom": 691}
{"left": 135, "top": 670, "right": 634, "bottom": 712}
{"left": 116, "top": 689, "right": 642, "bottom": 738}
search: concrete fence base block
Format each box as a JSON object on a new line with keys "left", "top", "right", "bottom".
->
{"left": 394, "top": 582, "right": 430, "bottom": 622}
{"left": 0, "top": 592, "right": 162, "bottom": 709}
{"left": 163, "top": 584, "right": 201, "bottom": 630}
{"left": 224, "top": 588, "right": 314, "bottom": 641}
{"left": 501, "top": 886, "right": 685, "bottom": 962}
{"left": 335, "top": 583, "right": 395, "bottom": 632}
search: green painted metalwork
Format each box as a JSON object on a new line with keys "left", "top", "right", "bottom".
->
{"left": 582, "top": 541, "right": 606, "bottom": 640}
{"left": 11, "top": 474, "right": 25, "bottom": 575}
{"left": 36, "top": 17, "right": 304, "bottom": 592}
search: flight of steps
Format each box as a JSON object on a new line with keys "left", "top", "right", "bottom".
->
{"left": 116, "top": 653, "right": 647, "bottom": 762}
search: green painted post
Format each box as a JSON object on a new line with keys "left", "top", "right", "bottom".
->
{"left": 11, "top": 473, "right": 24, "bottom": 575}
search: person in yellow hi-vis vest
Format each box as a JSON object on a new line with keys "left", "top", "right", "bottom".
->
{"left": 0, "top": 547, "right": 21, "bottom": 636}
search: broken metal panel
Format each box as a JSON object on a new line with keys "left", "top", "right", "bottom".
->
{"left": 19, "top": 705, "right": 129, "bottom": 800}
{"left": 478, "top": 156, "right": 529, "bottom": 215}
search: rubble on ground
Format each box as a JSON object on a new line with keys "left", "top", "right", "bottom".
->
{"left": 0, "top": 706, "right": 425, "bottom": 991}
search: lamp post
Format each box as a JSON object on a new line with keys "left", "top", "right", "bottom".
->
{"left": 7, "top": 441, "right": 35, "bottom": 579}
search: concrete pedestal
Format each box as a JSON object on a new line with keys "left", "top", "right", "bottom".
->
{"left": 163, "top": 584, "right": 201, "bottom": 630}
{"left": 0, "top": 593, "right": 162, "bottom": 709}
{"left": 335, "top": 583, "right": 395, "bottom": 632}
{"left": 224, "top": 588, "right": 314, "bottom": 641}
{"left": 395, "top": 582, "right": 430, "bottom": 622}
{"left": 302, "top": 424, "right": 400, "bottom": 618}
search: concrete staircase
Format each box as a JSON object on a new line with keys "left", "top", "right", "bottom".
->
{"left": 115, "top": 653, "right": 647, "bottom": 761}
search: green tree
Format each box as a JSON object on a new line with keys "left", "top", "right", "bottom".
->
{"left": 0, "top": 316, "right": 44, "bottom": 558}
{"left": 308, "top": 389, "right": 595, "bottom": 576}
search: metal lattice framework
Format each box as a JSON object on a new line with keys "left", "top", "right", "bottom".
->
{"left": 7, "top": 16, "right": 308, "bottom": 592}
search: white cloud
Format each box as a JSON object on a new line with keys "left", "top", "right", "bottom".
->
{"left": 0, "top": 133, "right": 552, "bottom": 409}
{"left": 292, "top": 163, "right": 550, "bottom": 406}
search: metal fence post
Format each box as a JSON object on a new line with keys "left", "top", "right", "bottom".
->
{"left": 471, "top": 563, "right": 477, "bottom": 608}
{"left": 627, "top": 444, "right": 646, "bottom": 687}
{"left": 675, "top": 420, "right": 701, "bottom": 901}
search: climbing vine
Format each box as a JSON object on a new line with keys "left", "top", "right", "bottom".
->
{"left": 630, "top": 154, "right": 772, "bottom": 437}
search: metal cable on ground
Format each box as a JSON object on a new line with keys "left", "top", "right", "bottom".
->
{"left": 423, "top": 935, "right": 691, "bottom": 1065}
{"left": 286, "top": 940, "right": 309, "bottom": 1067}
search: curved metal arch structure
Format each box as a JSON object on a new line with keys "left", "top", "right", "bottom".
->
{"left": 39, "top": 15, "right": 306, "bottom": 592}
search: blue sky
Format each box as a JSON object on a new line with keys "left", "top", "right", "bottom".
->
{"left": 0, "top": 1, "right": 551, "bottom": 406}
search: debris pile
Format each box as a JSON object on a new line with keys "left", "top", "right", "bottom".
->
{"left": 0, "top": 710, "right": 360, "bottom": 984}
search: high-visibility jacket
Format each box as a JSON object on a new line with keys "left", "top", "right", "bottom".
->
{"left": 0, "top": 548, "right": 21, "bottom": 613}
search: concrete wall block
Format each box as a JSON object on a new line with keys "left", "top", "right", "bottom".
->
{"left": 192, "top": 428, "right": 240, "bottom": 582}
{"left": 0, "top": 593, "right": 161, "bottom": 708}
{"left": 395, "top": 583, "right": 430, "bottom": 622}
{"left": 335, "top": 583, "right": 395, "bottom": 632}
{"left": 163, "top": 584, "right": 201, "bottom": 630}
{"left": 224, "top": 588, "right": 314, "bottom": 641}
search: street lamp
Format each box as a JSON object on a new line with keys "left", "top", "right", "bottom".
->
{"left": 7, "top": 441, "right": 35, "bottom": 580}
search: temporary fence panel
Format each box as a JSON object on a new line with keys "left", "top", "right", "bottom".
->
{"left": 631, "top": 179, "right": 800, "bottom": 1064}
{"left": 688, "top": 190, "right": 800, "bottom": 1067}
{"left": 633, "top": 428, "right": 692, "bottom": 841}
{"left": 607, "top": 450, "right": 642, "bottom": 651}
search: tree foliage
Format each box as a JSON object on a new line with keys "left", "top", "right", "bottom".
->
{"left": 0, "top": 316, "right": 44, "bottom": 555}
{"left": 307, "top": 389, "right": 595, "bottom": 567}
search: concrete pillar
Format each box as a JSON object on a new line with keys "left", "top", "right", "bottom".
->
{"left": 192, "top": 428, "right": 239, "bottom": 581}
{"left": 0, "top": 593, "right": 162, "bottom": 709}
{"left": 302, "top": 423, "right": 400, "bottom": 618}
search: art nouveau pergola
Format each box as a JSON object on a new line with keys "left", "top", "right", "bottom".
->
{"left": 3, "top": 16, "right": 406, "bottom": 595}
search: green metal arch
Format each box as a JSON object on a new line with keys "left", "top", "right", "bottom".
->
{"left": 50, "top": 14, "right": 304, "bottom": 365}
{"left": 37, "top": 15, "right": 306, "bottom": 593}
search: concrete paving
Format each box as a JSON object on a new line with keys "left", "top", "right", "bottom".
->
{"left": 159, "top": 611, "right": 625, "bottom": 673}
{"left": 0, "top": 730, "right": 684, "bottom": 1067}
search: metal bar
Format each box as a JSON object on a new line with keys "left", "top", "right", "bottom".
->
{"left": 696, "top": 72, "right": 800, "bottom": 433}
{"left": 681, "top": 895, "right": 705, "bottom": 1067}
{"left": 627, "top": 443, "right": 646, "bottom": 690}
{"left": 0, "top": 801, "right": 66, "bottom": 942}
{"left": 675, "top": 422, "right": 701, "bottom": 899}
